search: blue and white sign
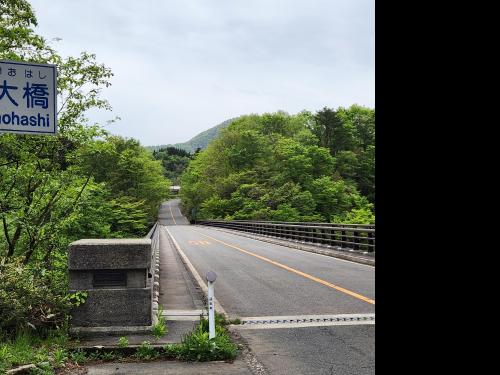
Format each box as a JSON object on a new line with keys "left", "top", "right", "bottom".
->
{"left": 0, "top": 60, "right": 57, "bottom": 135}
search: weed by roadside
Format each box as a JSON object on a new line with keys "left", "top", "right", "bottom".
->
{"left": 164, "top": 313, "right": 237, "bottom": 361}
{"left": 135, "top": 341, "right": 158, "bottom": 360}
{"left": 117, "top": 336, "right": 129, "bottom": 348}
{"left": 151, "top": 306, "right": 167, "bottom": 340}
{"left": 1, "top": 311, "right": 239, "bottom": 373}
{"left": 0, "top": 328, "right": 68, "bottom": 374}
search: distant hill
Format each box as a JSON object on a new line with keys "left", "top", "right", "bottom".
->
{"left": 147, "top": 118, "right": 238, "bottom": 154}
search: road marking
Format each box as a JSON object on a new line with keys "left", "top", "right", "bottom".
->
{"left": 188, "top": 240, "right": 211, "bottom": 246}
{"left": 193, "top": 229, "right": 375, "bottom": 305}
{"left": 178, "top": 207, "right": 183, "bottom": 216}
{"left": 235, "top": 313, "right": 375, "bottom": 330}
{"left": 162, "top": 309, "right": 206, "bottom": 321}
{"left": 169, "top": 204, "right": 177, "bottom": 225}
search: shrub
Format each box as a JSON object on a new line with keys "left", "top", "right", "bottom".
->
{"left": 0, "top": 258, "right": 72, "bottom": 335}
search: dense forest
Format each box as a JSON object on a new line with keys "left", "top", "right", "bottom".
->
{"left": 180, "top": 107, "right": 374, "bottom": 224}
{"left": 152, "top": 146, "right": 195, "bottom": 185}
{"left": 0, "top": 0, "right": 171, "bottom": 341}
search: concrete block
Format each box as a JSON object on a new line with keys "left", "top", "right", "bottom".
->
{"left": 69, "top": 239, "right": 151, "bottom": 270}
{"left": 70, "top": 288, "right": 152, "bottom": 327}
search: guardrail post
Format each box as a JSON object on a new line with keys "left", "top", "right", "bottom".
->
{"left": 368, "top": 231, "right": 375, "bottom": 252}
{"left": 353, "top": 230, "right": 359, "bottom": 250}
{"left": 341, "top": 230, "right": 347, "bottom": 248}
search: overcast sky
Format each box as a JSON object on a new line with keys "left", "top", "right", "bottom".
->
{"left": 29, "top": 0, "right": 374, "bottom": 146}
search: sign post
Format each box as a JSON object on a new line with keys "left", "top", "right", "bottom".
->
{"left": 0, "top": 60, "right": 57, "bottom": 135}
{"left": 206, "top": 271, "right": 217, "bottom": 339}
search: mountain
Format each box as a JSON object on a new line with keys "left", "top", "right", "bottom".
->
{"left": 147, "top": 117, "right": 238, "bottom": 154}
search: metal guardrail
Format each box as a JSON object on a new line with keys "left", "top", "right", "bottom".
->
{"left": 197, "top": 220, "right": 375, "bottom": 253}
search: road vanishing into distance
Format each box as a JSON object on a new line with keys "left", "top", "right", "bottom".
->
{"left": 161, "top": 199, "right": 375, "bottom": 375}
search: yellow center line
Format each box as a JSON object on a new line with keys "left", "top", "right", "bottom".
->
{"left": 169, "top": 204, "right": 177, "bottom": 225}
{"left": 193, "top": 229, "right": 375, "bottom": 305}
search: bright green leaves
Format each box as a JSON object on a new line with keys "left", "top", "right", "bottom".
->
{"left": 180, "top": 110, "right": 374, "bottom": 223}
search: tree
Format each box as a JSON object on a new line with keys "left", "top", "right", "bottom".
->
{"left": 180, "top": 111, "right": 374, "bottom": 223}
{"left": 310, "top": 107, "right": 354, "bottom": 155}
{"left": 1, "top": 0, "right": 171, "bottom": 264}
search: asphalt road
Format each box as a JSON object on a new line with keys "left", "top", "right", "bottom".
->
{"left": 162, "top": 199, "right": 375, "bottom": 375}
{"left": 158, "top": 198, "right": 190, "bottom": 225}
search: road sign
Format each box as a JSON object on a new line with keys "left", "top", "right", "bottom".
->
{"left": 0, "top": 60, "right": 57, "bottom": 135}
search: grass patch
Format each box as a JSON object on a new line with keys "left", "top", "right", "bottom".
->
{"left": 164, "top": 313, "right": 237, "bottom": 361}
{"left": 151, "top": 306, "right": 168, "bottom": 340}
{"left": 1, "top": 312, "right": 239, "bottom": 372}
{"left": 0, "top": 328, "right": 68, "bottom": 374}
{"left": 117, "top": 336, "right": 129, "bottom": 348}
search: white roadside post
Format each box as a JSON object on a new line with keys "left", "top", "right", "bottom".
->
{"left": 206, "top": 271, "right": 217, "bottom": 339}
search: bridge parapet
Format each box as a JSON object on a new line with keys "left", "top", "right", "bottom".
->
{"left": 68, "top": 239, "right": 152, "bottom": 329}
{"left": 197, "top": 220, "right": 375, "bottom": 253}
{"left": 68, "top": 222, "right": 161, "bottom": 335}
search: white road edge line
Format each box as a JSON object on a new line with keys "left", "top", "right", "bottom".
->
{"left": 194, "top": 225, "right": 375, "bottom": 269}
{"left": 164, "top": 226, "right": 228, "bottom": 318}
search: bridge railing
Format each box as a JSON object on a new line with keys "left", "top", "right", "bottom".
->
{"left": 146, "top": 221, "right": 160, "bottom": 322}
{"left": 196, "top": 220, "right": 375, "bottom": 253}
{"left": 146, "top": 221, "right": 160, "bottom": 270}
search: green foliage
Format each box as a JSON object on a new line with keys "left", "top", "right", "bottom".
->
{"left": 117, "top": 336, "right": 129, "bottom": 348}
{"left": 331, "top": 206, "right": 375, "bottom": 225}
{"left": 135, "top": 341, "right": 158, "bottom": 360}
{"left": 152, "top": 147, "right": 193, "bottom": 185}
{"left": 67, "top": 291, "right": 87, "bottom": 307}
{"left": 165, "top": 316, "right": 237, "bottom": 362}
{"left": 51, "top": 348, "right": 67, "bottom": 368}
{"left": 29, "top": 362, "right": 55, "bottom": 375}
{"left": 151, "top": 306, "right": 168, "bottom": 339}
{"left": 99, "top": 351, "right": 120, "bottom": 361}
{"left": 0, "top": 258, "right": 73, "bottom": 333}
{"left": 0, "top": 327, "right": 68, "bottom": 373}
{"left": 199, "top": 312, "right": 229, "bottom": 331}
{"left": 79, "top": 136, "right": 171, "bottom": 230}
{"left": 69, "top": 349, "right": 87, "bottom": 365}
{"left": 181, "top": 109, "right": 374, "bottom": 223}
